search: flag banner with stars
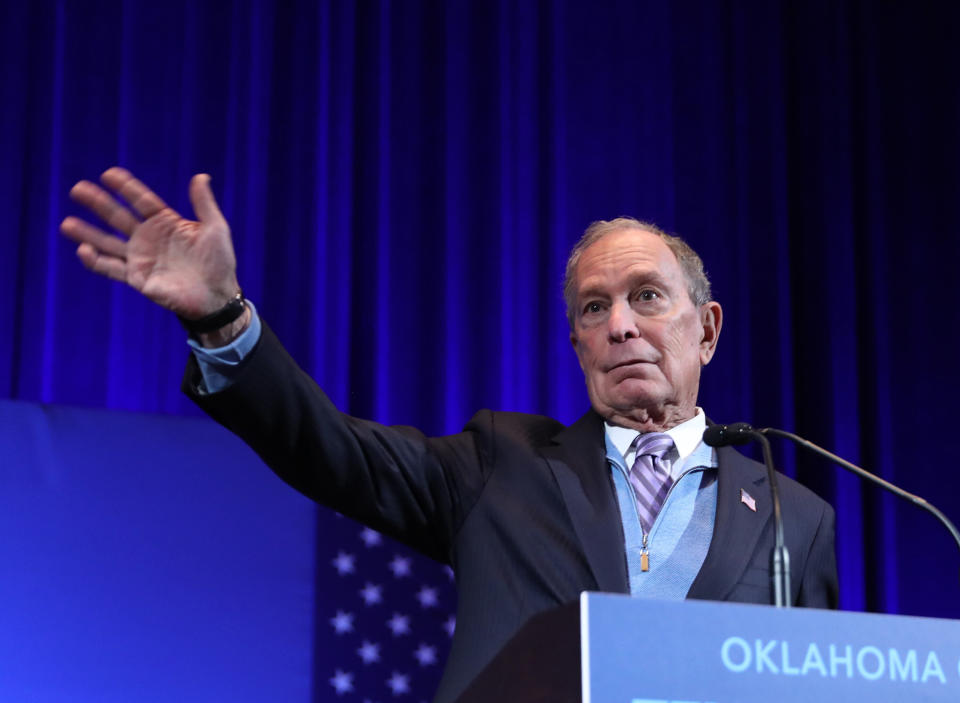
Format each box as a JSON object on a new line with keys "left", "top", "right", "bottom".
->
{"left": 315, "top": 510, "right": 457, "bottom": 701}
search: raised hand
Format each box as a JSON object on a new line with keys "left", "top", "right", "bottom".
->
{"left": 61, "top": 167, "right": 241, "bottom": 320}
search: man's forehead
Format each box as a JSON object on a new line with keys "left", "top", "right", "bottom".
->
{"left": 576, "top": 228, "right": 680, "bottom": 281}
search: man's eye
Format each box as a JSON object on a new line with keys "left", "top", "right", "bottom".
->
{"left": 583, "top": 302, "right": 604, "bottom": 314}
{"left": 637, "top": 290, "right": 660, "bottom": 302}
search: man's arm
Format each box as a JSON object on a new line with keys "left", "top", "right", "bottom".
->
{"left": 62, "top": 168, "right": 489, "bottom": 560}
{"left": 796, "top": 501, "right": 839, "bottom": 609}
{"left": 183, "top": 319, "right": 491, "bottom": 562}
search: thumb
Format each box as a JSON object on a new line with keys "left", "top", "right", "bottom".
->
{"left": 189, "top": 173, "right": 226, "bottom": 225}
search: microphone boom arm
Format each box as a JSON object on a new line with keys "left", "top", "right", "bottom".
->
{"left": 760, "top": 427, "right": 960, "bottom": 558}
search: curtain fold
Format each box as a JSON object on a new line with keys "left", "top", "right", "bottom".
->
{"left": 4, "top": 0, "right": 960, "bottom": 650}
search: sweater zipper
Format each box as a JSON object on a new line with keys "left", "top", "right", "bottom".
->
{"left": 639, "top": 467, "right": 704, "bottom": 572}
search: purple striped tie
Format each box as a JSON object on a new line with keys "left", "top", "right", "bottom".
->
{"left": 628, "top": 432, "right": 675, "bottom": 534}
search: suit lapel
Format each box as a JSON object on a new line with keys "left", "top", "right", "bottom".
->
{"left": 540, "top": 413, "right": 769, "bottom": 599}
{"left": 687, "top": 445, "right": 771, "bottom": 600}
{"left": 540, "top": 410, "right": 629, "bottom": 594}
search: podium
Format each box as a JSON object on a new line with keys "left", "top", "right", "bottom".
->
{"left": 456, "top": 593, "right": 960, "bottom": 702}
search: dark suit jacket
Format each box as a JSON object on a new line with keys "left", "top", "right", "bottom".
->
{"left": 185, "top": 323, "right": 838, "bottom": 703}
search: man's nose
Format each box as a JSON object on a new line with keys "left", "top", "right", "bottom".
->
{"left": 607, "top": 301, "right": 639, "bottom": 343}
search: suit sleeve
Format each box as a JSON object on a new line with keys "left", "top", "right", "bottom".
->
{"left": 795, "top": 500, "right": 839, "bottom": 609}
{"left": 182, "top": 321, "right": 492, "bottom": 563}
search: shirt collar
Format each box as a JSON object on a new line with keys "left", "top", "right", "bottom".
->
{"left": 604, "top": 408, "right": 706, "bottom": 466}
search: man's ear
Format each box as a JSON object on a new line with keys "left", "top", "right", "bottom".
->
{"left": 570, "top": 331, "right": 585, "bottom": 372}
{"left": 698, "top": 301, "right": 722, "bottom": 365}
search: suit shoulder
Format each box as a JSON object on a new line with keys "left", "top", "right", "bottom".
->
{"left": 463, "top": 409, "right": 565, "bottom": 448}
{"left": 776, "top": 470, "right": 833, "bottom": 513}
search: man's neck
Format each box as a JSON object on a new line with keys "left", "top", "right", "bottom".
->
{"left": 605, "top": 409, "right": 706, "bottom": 464}
{"left": 604, "top": 406, "right": 696, "bottom": 433}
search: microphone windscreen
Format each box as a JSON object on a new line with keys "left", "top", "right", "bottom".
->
{"left": 702, "top": 424, "right": 728, "bottom": 447}
{"left": 703, "top": 422, "right": 755, "bottom": 447}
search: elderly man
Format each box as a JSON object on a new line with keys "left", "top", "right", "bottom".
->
{"left": 62, "top": 168, "right": 838, "bottom": 703}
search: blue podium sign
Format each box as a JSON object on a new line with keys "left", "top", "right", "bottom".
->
{"left": 581, "top": 593, "right": 960, "bottom": 703}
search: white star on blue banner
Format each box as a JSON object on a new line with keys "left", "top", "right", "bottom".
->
{"left": 316, "top": 512, "right": 456, "bottom": 700}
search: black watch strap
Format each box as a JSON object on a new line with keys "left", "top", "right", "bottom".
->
{"left": 178, "top": 292, "right": 246, "bottom": 336}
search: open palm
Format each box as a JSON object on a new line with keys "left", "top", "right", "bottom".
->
{"left": 61, "top": 167, "right": 240, "bottom": 319}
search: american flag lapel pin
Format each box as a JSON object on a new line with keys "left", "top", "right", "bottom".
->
{"left": 740, "top": 488, "right": 757, "bottom": 512}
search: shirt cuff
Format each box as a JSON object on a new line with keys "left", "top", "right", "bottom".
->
{"left": 187, "top": 300, "right": 262, "bottom": 394}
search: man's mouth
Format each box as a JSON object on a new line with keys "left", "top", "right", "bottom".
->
{"left": 606, "top": 359, "right": 652, "bottom": 372}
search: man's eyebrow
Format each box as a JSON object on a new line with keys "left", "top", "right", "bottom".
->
{"left": 575, "top": 283, "right": 610, "bottom": 301}
{"left": 577, "top": 271, "right": 667, "bottom": 299}
{"left": 625, "top": 270, "right": 667, "bottom": 287}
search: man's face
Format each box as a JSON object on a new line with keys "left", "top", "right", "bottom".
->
{"left": 569, "top": 228, "right": 722, "bottom": 431}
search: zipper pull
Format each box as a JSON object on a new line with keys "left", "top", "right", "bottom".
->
{"left": 640, "top": 533, "right": 650, "bottom": 572}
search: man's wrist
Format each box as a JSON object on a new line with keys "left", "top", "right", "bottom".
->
{"left": 178, "top": 290, "right": 246, "bottom": 335}
{"left": 187, "top": 302, "right": 261, "bottom": 394}
{"left": 195, "top": 305, "right": 253, "bottom": 348}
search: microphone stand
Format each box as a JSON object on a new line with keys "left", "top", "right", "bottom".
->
{"left": 703, "top": 423, "right": 791, "bottom": 607}
{"left": 753, "top": 430, "right": 791, "bottom": 608}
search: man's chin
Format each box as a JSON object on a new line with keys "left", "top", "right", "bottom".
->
{"left": 610, "top": 378, "right": 664, "bottom": 404}
{"left": 606, "top": 362, "right": 659, "bottom": 382}
{"left": 592, "top": 384, "right": 667, "bottom": 417}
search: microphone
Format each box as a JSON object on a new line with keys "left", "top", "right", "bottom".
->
{"left": 704, "top": 423, "right": 791, "bottom": 608}
{"left": 702, "top": 422, "right": 755, "bottom": 447}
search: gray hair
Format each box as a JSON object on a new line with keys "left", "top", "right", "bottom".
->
{"left": 562, "top": 217, "right": 712, "bottom": 327}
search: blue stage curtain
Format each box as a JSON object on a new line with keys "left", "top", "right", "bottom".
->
{"left": 3, "top": 0, "right": 960, "bottom": 694}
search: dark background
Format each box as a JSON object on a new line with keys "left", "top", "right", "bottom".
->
{"left": 2, "top": 0, "right": 959, "bottom": 698}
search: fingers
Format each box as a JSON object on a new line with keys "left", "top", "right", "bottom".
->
{"left": 64, "top": 213, "right": 129, "bottom": 282}
{"left": 188, "top": 173, "right": 226, "bottom": 225}
{"left": 75, "top": 243, "right": 128, "bottom": 283}
{"left": 69, "top": 180, "right": 142, "bottom": 237}
{"left": 60, "top": 216, "right": 127, "bottom": 259}
{"left": 100, "top": 167, "right": 171, "bottom": 220}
